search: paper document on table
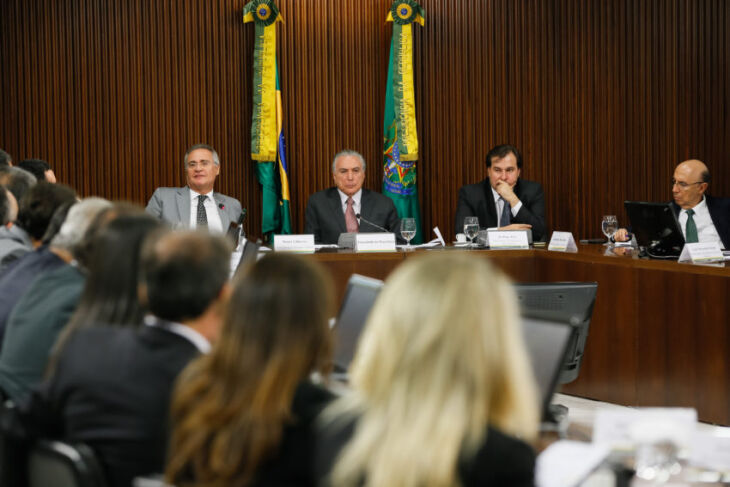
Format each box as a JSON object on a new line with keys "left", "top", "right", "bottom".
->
{"left": 536, "top": 440, "right": 610, "bottom": 487}
{"left": 315, "top": 244, "right": 340, "bottom": 250}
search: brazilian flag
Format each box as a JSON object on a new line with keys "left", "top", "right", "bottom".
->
{"left": 244, "top": 0, "right": 292, "bottom": 241}
{"left": 382, "top": 1, "right": 425, "bottom": 244}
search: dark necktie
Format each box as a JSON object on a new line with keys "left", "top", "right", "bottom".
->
{"left": 499, "top": 197, "right": 511, "bottom": 227}
{"left": 197, "top": 195, "right": 208, "bottom": 229}
{"left": 685, "top": 209, "right": 698, "bottom": 243}
{"left": 345, "top": 197, "right": 359, "bottom": 233}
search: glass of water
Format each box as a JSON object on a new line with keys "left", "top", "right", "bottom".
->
{"left": 463, "top": 216, "right": 480, "bottom": 247}
{"left": 601, "top": 215, "right": 618, "bottom": 246}
{"left": 400, "top": 218, "right": 416, "bottom": 250}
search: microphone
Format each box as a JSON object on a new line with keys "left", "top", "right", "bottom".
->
{"left": 227, "top": 209, "right": 248, "bottom": 246}
{"left": 355, "top": 213, "right": 390, "bottom": 233}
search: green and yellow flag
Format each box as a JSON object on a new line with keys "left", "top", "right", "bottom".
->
{"left": 383, "top": 0, "right": 425, "bottom": 243}
{"left": 243, "top": 0, "right": 292, "bottom": 240}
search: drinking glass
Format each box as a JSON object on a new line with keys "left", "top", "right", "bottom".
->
{"left": 601, "top": 215, "right": 618, "bottom": 246}
{"left": 400, "top": 218, "right": 416, "bottom": 249}
{"left": 463, "top": 216, "right": 480, "bottom": 247}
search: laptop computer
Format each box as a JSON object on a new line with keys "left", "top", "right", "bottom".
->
{"left": 331, "top": 274, "right": 384, "bottom": 376}
{"left": 521, "top": 317, "right": 575, "bottom": 421}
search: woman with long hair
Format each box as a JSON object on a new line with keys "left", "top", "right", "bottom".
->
{"left": 319, "top": 252, "right": 540, "bottom": 487}
{"left": 166, "top": 253, "right": 335, "bottom": 487}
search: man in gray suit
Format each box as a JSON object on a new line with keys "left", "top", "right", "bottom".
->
{"left": 304, "top": 150, "right": 400, "bottom": 244}
{"left": 146, "top": 144, "right": 242, "bottom": 233}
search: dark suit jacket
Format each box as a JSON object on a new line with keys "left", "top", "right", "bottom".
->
{"left": 0, "top": 265, "right": 85, "bottom": 402}
{"left": 455, "top": 178, "right": 547, "bottom": 241}
{"left": 304, "top": 188, "right": 400, "bottom": 244}
{"left": 316, "top": 420, "right": 535, "bottom": 487}
{"left": 145, "top": 186, "right": 243, "bottom": 231}
{"left": 671, "top": 195, "right": 730, "bottom": 249}
{"left": 23, "top": 324, "right": 200, "bottom": 487}
{"left": 0, "top": 247, "right": 66, "bottom": 345}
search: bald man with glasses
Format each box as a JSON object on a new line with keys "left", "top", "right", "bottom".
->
{"left": 615, "top": 159, "right": 730, "bottom": 248}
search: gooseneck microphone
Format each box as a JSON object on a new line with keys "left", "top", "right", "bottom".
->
{"left": 355, "top": 213, "right": 390, "bottom": 233}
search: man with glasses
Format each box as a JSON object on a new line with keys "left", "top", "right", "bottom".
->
{"left": 615, "top": 159, "right": 729, "bottom": 248}
{"left": 146, "top": 144, "right": 242, "bottom": 233}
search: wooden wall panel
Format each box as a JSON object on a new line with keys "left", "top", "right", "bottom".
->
{"left": 1, "top": 0, "right": 728, "bottom": 240}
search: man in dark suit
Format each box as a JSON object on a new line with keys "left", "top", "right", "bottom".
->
{"left": 304, "top": 150, "right": 400, "bottom": 244}
{"left": 23, "top": 231, "right": 232, "bottom": 487}
{"left": 146, "top": 144, "right": 242, "bottom": 233}
{"left": 454, "top": 144, "right": 546, "bottom": 241}
{"left": 615, "top": 159, "right": 730, "bottom": 248}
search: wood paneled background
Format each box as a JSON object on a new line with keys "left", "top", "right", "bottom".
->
{"left": 1, "top": 0, "right": 728, "bottom": 240}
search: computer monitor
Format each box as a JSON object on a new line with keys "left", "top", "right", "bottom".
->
{"left": 513, "top": 282, "right": 598, "bottom": 384}
{"left": 332, "top": 274, "right": 384, "bottom": 374}
{"left": 624, "top": 201, "right": 685, "bottom": 258}
{"left": 521, "top": 318, "right": 575, "bottom": 420}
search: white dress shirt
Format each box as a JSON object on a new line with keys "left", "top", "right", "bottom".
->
{"left": 189, "top": 188, "right": 224, "bottom": 233}
{"left": 490, "top": 187, "right": 522, "bottom": 227}
{"left": 676, "top": 196, "right": 722, "bottom": 245}
{"left": 144, "top": 315, "right": 211, "bottom": 354}
{"left": 338, "top": 188, "right": 362, "bottom": 223}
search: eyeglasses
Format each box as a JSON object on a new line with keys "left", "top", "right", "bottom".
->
{"left": 186, "top": 160, "right": 213, "bottom": 169}
{"left": 671, "top": 179, "right": 703, "bottom": 189}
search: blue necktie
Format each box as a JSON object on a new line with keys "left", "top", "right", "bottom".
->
{"left": 500, "top": 197, "right": 511, "bottom": 227}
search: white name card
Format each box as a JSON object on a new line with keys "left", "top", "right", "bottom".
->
{"left": 592, "top": 408, "right": 697, "bottom": 448}
{"left": 488, "top": 230, "right": 530, "bottom": 250}
{"left": 548, "top": 231, "right": 578, "bottom": 252}
{"left": 355, "top": 233, "right": 397, "bottom": 252}
{"left": 273, "top": 234, "right": 315, "bottom": 253}
{"left": 678, "top": 242, "right": 724, "bottom": 264}
{"left": 690, "top": 429, "right": 730, "bottom": 471}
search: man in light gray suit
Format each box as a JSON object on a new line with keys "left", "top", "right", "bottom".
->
{"left": 146, "top": 144, "right": 242, "bottom": 233}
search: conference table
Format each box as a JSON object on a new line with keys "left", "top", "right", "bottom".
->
{"left": 308, "top": 244, "right": 730, "bottom": 426}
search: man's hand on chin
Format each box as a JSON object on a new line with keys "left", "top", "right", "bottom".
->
{"left": 494, "top": 180, "right": 520, "bottom": 206}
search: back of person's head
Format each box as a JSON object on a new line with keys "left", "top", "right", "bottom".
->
{"left": 17, "top": 182, "right": 76, "bottom": 241}
{"left": 140, "top": 230, "right": 231, "bottom": 323}
{"left": 0, "top": 187, "right": 17, "bottom": 226}
{"left": 65, "top": 213, "right": 162, "bottom": 331}
{"left": 18, "top": 159, "right": 51, "bottom": 182}
{"left": 49, "top": 197, "right": 112, "bottom": 255}
{"left": 0, "top": 149, "right": 11, "bottom": 167}
{"left": 0, "top": 166, "right": 37, "bottom": 203}
{"left": 166, "top": 253, "right": 334, "bottom": 486}
{"left": 329, "top": 253, "right": 539, "bottom": 487}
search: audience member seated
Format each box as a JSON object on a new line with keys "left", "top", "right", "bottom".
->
{"left": 17, "top": 159, "right": 57, "bottom": 183}
{"left": 146, "top": 144, "right": 242, "bottom": 233}
{"left": 0, "top": 149, "right": 12, "bottom": 167}
{"left": 614, "top": 159, "right": 729, "bottom": 248}
{"left": 0, "top": 186, "right": 28, "bottom": 268}
{"left": 0, "top": 198, "right": 112, "bottom": 402}
{"left": 0, "top": 183, "right": 77, "bottom": 341}
{"left": 317, "top": 253, "right": 540, "bottom": 487}
{"left": 304, "top": 150, "right": 400, "bottom": 244}
{"left": 21, "top": 229, "right": 232, "bottom": 487}
{"left": 165, "top": 253, "right": 335, "bottom": 487}
{"left": 455, "top": 144, "right": 547, "bottom": 241}
{"left": 0, "top": 165, "right": 36, "bottom": 205}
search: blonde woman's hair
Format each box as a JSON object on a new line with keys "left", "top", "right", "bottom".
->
{"left": 327, "top": 253, "right": 539, "bottom": 487}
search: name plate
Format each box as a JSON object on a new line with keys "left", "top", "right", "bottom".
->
{"left": 488, "top": 231, "right": 530, "bottom": 250}
{"left": 273, "top": 234, "right": 315, "bottom": 253}
{"left": 355, "top": 233, "right": 397, "bottom": 252}
{"left": 678, "top": 242, "right": 724, "bottom": 264}
{"left": 691, "top": 429, "right": 730, "bottom": 471}
{"left": 548, "top": 231, "right": 578, "bottom": 252}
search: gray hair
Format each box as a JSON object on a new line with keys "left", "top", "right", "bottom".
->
{"left": 51, "top": 197, "right": 113, "bottom": 253}
{"left": 331, "top": 150, "right": 366, "bottom": 173}
{"left": 0, "top": 166, "right": 37, "bottom": 203}
{"left": 184, "top": 144, "right": 220, "bottom": 168}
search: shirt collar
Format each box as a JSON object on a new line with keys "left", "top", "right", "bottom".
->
{"left": 338, "top": 188, "right": 362, "bottom": 207}
{"left": 189, "top": 188, "right": 215, "bottom": 201}
{"left": 687, "top": 195, "right": 707, "bottom": 213}
{"left": 144, "top": 315, "right": 211, "bottom": 354}
{"left": 490, "top": 186, "right": 501, "bottom": 203}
